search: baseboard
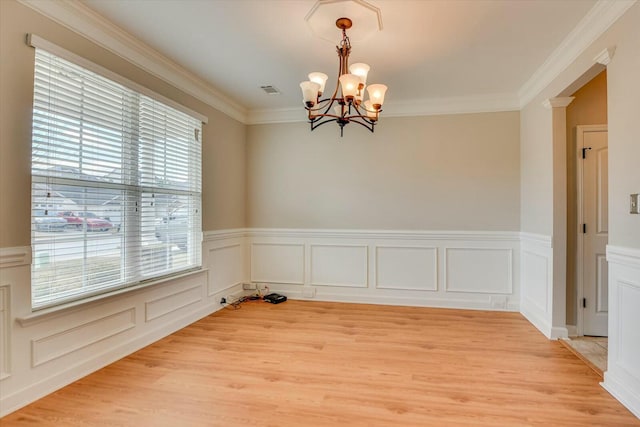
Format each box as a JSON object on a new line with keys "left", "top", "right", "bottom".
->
{"left": 520, "top": 300, "right": 553, "bottom": 339}
{"left": 603, "top": 371, "right": 640, "bottom": 419}
{"left": 566, "top": 324, "right": 577, "bottom": 337}
{"left": 265, "top": 289, "right": 519, "bottom": 312}
{"left": 549, "top": 326, "right": 569, "bottom": 340}
{"left": 503, "top": 299, "right": 568, "bottom": 340}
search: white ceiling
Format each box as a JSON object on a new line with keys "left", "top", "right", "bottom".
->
{"left": 80, "top": 0, "right": 598, "bottom": 118}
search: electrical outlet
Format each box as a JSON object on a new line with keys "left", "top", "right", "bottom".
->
{"left": 302, "top": 287, "right": 316, "bottom": 298}
{"left": 631, "top": 193, "right": 639, "bottom": 214}
{"left": 490, "top": 296, "right": 507, "bottom": 310}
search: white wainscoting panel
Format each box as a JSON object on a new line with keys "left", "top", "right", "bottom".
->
{"left": 145, "top": 284, "right": 202, "bottom": 322}
{"left": 0, "top": 285, "right": 10, "bottom": 380}
{"left": 248, "top": 229, "right": 520, "bottom": 311}
{"left": 375, "top": 246, "right": 437, "bottom": 291}
{"left": 520, "top": 233, "right": 555, "bottom": 339}
{"left": 1, "top": 235, "right": 242, "bottom": 418}
{"left": 522, "top": 251, "right": 549, "bottom": 314}
{"left": 310, "top": 244, "right": 368, "bottom": 288}
{"left": 617, "top": 279, "right": 640, "bottom": 379}
{"left": 603, "top": 245, "right": 640, "bottom": 418}
{"left": 445, "top": 248, "right": 512, "bottom": 294}
{"left": 31, "top": 308, "right": 136, "bottom": 367}
{"left": 251, "top": 243, "right": 304, "bottom": 285}
{"left": 207, "top": 244, "right": 244, "bottom": 296}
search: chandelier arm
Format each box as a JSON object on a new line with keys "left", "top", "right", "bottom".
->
{"left": 344, "top": 103, "right": 368, "bottom": 120}
{"left": 345, "top": 116, "right": 376, "bottom": 132}
{"left": 309, "top": 112, "right": 343, "bottom": 121}
{"left": 343, "top": 113, "right": 373, "bottom": 122}
{"left": 351, "top": 102, "right": 373, "bottom": 117}
{"left": 349, "top": 103, "right": 380, "bottom": 121}
{"left": 308, "top": 97, "right": 340, "bottom": 116}
{"left": 310, "top": 117, "right": 340, "bottom": 131}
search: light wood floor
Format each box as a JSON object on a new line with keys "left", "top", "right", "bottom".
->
{"left": 3, "top": 301, "right": 638, "bottom": 426}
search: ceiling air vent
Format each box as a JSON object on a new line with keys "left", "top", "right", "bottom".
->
{"left": 260, "top": 85, "right": 281, "bottom": 95}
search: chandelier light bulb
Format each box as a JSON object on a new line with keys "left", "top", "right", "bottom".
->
{"left": 363, "top": 100, "right": 378, "bottom": 120}
{"left": 300, "top": 81, "right": 321, "bottom": 107}
{"left": 308, "top": 72, "right": 328, "bottom": 95}
{"left": 366, "top": 84, "right": 387, "bottom": 109}
{"left": 339, "top": 73, "right": 360, "bottom": 100}
{"left": 349, "top": 63, "right": 370, "bottom": 87}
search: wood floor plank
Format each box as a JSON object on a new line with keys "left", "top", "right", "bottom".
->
{"left": 2, "top": 300, "right": 638, "bottom": 426}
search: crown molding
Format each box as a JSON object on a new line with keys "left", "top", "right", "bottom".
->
{"left": 18, "top": 0, "right": 636, "bottom": 125}
{"left": 381, "top": 93, "right": 521, "bottom": 118}
{"left": 18, "top": 0, "right": 248, "bottom": 124}
{"left": 518, "top": 0, "right": 636, "bottom": 108}
{"left": 247, "top": 92, "right": 520, "bottom": 125}
{"left": 542, "top": 97, "right": 575, "bottom": 109}
{"left": 247, "top": 108, "right": 309, "bottom": 125}
{"left": 594, "top": 46, "right": 616, "bottom": 65}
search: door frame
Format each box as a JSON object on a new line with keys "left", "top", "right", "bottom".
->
{"left": 575, "top": 124, "right": 608, "bottom": 336}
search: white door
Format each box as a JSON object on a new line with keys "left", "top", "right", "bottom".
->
{"left": 578, "top": 125, "right": 608, "bottom": 337}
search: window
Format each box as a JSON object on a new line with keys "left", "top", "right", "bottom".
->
{"left": 30, "top": 43, "right": 203, "bottom": 309}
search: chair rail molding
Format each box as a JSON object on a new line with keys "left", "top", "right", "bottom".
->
{"left": 0, "top": 246, "right": 31, "bottom": 269}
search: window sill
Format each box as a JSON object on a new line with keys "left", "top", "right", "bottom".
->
{"left": 17, "top": 268, "right": 208, "bottom": 327}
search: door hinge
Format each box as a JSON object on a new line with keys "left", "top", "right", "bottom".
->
{"left": 582, "top": 147, "right": 592, "bottom": 159}
{"left": 582, "top": 298, "right": 586, "bottom": 308}
{"left": 582, "top": 223, "right": 587, "bottom": 234}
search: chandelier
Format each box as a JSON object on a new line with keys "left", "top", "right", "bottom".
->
{"left": 300, "top": 17, "right": 387, "bottom": 137}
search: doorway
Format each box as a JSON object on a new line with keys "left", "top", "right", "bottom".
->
{"left": 564, "top": 69, "right": 608, "bottom": 339}
{"left": 576, "top": 125, "right": 608, "bottom": 337}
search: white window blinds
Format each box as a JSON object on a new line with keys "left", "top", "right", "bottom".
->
{"left": 31, "top": 47, "right": 202, "bottom": 309}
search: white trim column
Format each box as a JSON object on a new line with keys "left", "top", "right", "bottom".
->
{"left": 543, "top": 96, "right": 575, "bottom": 338}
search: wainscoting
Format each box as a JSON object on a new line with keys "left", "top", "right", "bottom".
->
{"left": 603, "top": 245, "right": 640, "bottom": 418}
{"left": 519, "top": 232, "right": 558, "bottom": 338}
{"left": 0, "top": 231, "right": 247, "bottom": 417}
{"left": 3, "top": 229, "right": 636, "bottom": 417}
{"left": 247, "top": 229, "right": 521, "bottom": 311}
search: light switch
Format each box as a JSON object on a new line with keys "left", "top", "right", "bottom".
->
{"left": 631, "top": 193, "right": 639, "bottom": 214}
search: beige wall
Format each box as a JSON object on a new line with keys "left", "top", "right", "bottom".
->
{"left": 520, "top": 101, "right": 554, "bottom": 236}
{"left": 0, "top": 0, "right": 246, "bottom": 248}
{"left": 565, "top": 71, "right": 608, "bottom": 326}
{"left": 247, "top": 112, "right": 520, "bottom": 230}
{"left": 607, "top": 5, "right": 640, "bottom": 250}
{"left": 520, "top": 3, "right": 639, "bottom": 251}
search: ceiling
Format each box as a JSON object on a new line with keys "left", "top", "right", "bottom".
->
{"left": 80, "top": 0, "right": 598, "bottom": 119}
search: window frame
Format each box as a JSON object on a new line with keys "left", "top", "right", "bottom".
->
{"left": 28, "top": 34, "right": 207, "bottom": 310}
